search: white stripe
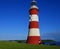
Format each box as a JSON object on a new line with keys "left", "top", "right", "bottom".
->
{"left": 29, "top": 15, "right": 39, "bottom": 21}
{"left": 31, "top": 5, "right": 38, "bottom": 9}
{"left": 28, "top": 28, "right": 40, "bottom": 36}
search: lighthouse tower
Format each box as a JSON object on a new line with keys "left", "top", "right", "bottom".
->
{"left": 27, "top": 0, "right": 42, "bottom": 44}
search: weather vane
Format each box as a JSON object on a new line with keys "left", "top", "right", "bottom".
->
{"left": 32, "top": 0, "right": 36, "bottom": 2}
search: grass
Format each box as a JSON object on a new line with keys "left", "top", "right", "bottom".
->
{"left": 0, "top": 41, "right": 60, "bottom": 49}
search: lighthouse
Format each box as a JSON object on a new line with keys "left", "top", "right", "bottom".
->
{"left": 27, "top": 0, "right": 42, "bottom": 44}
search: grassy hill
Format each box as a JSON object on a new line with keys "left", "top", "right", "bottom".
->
{"left": 0, "top": 41, "right": 60, "bottom": 49}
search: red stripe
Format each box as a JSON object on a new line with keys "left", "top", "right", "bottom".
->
{"left": 29, "top": 8, "right": 38, "bottom": 15}
{"left": 27, "top": 36, "right": 42, "bottom": 44}
{"left": 29, "top": 21, "right": 39, "bottom": 28}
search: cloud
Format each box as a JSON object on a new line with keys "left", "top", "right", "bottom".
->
{"left": 41, "top": 32, "right": 60, "bottom": 41}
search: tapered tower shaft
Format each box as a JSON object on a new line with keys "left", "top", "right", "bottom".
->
{"left": 27, "top": 0, "right": 42, "bottom": 44}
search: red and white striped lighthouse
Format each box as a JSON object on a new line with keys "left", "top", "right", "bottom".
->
{"left": 27, "top": 0, "right": 42, "bottom": 44}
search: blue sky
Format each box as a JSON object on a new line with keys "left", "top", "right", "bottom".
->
{"left": 0, "top": 0, "right": 60, "bottom": 41}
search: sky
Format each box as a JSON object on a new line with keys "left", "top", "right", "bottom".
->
{"left": 0, "top": 0, "right": 60, "bottom": 41}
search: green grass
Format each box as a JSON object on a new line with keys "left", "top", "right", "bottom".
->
{"left": 0, "top": 41, "right": 60, "bottom": 49}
